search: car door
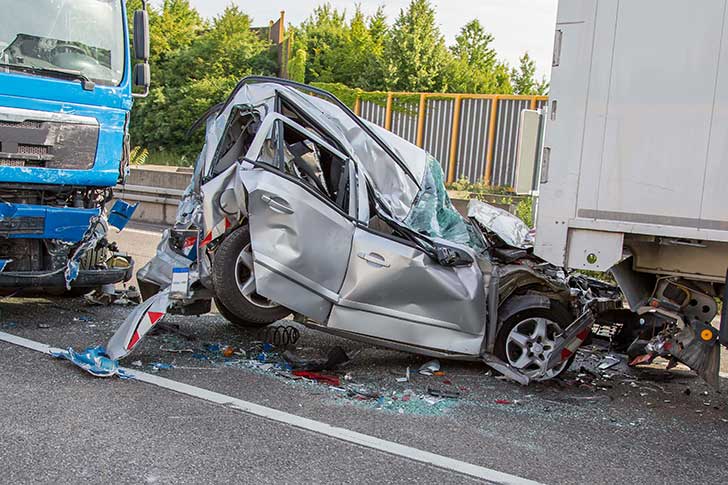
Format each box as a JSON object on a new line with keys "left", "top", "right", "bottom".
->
{"left": 328, "top": 173, "right": 488, "bottom": 356}
{"left": 240, "top": 114, "right": 357, "bottom": 322}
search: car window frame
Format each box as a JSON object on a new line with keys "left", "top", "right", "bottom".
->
{"left": 243, "top": 113, "right": 358, "bottom": 221}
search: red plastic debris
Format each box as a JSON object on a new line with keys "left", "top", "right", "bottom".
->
{"left": 291, "top": 370, "right": 341, "bottom": 386}
{"left": 495, "top": 399, "right": 513, "bottom": 405}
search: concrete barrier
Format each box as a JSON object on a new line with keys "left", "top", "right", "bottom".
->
{"left": 117, "top": 165, "right": 525, "bottom": 226}
{"left": 115, "top": 165, "right": 192, "bottom": 225}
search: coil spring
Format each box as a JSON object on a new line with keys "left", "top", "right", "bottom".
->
{"left": 259, "top": 325, "right": 300, "bottom": 347}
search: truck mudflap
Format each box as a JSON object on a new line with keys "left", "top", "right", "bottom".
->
{"left": 668, "top": 323, "right": 721, "bottom": 389}
{"left": 106, "top": 288, "right": 171, "bottom": 360}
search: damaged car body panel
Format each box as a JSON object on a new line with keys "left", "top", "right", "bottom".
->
{"left": 112, "top": 77, "right": 618, "bottom": 382}
{"left": 328, "top": 228, "right": 488, "bottom": 355}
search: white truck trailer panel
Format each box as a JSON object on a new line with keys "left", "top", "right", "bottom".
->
{"left": 536, "top": 0, "right": 728, "bottom": 281}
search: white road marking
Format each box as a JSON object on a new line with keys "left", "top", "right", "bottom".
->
{"left": 0, "top": 331, "right": 540, "bottom": 485}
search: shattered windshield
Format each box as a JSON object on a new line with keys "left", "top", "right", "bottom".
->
{"left": 0, "top": 0, "right": 125, "bottom": 86}
{"left": 405, "top": 156, "right": 486, "bottom": 252}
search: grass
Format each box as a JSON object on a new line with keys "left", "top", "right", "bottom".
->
{"left": 132, "top": 149, "right": 195, "bottom": 167}
{"left": 445, "top": 177, "right": 515, "bottom": 196}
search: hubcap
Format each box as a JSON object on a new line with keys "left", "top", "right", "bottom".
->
{"left": 505, "top": 317, "right": 568, "bottom": 380}
{"left": 234, "top": 243, "right": 278, "bottom": 309}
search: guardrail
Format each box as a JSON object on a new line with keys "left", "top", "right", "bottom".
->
{"left": 353, "top": 92, "right": 548, "bottom": 187}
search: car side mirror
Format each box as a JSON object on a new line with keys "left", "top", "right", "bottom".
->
{"left": 435, "top": 245, "right": 474, "bottom": 267}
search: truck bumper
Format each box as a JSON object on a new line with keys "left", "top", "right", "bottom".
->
{"left": 0, "top": 203, "right": 100, "bottom": 243}
{"left": 0, "top": 267, "right": 132, "bottom": 288}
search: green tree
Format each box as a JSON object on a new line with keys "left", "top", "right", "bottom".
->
{"left": 451, "top": 19, "right": 496, "bottom": 71}
{"left": 510, "top": 52, "right": 548, "bottom": 95}
{"left": 444, "top": 19, "right": 511, "bottom": 94}
{"left": 384, "top": 0, "right": 451, "bottom": 92}
{"left": 295, "top": 5, "right": 349, "bottom": 83}
{"left": 127, "top": 0, "right": 206, "bottom": 151}
{"left": 126, "top": 0, "right": 204, "bottom": 65}
{"left": 129, "top": 4, "right": 275, "bottom": 154}
{"left": 290, "top": 4, "right": 387, "bottom": 90}
{"left": 340, "top": 8, "right": 386, "bottom": 90}
{"left": 368, "top": 7, "right": 388, "bottom": 47}
{"left": 287, "top": 44, "right": 307, "bottom": 83}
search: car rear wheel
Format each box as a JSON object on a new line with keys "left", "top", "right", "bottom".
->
{"left": 495, "top": 301, "right": 575, "bottom": 381}
{"left": 211, "top": 225, "right": 290, "bottom": 327}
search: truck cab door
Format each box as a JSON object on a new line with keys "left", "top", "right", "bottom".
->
{"left": 240, "top": 115, "right": 357, "bottom": 322}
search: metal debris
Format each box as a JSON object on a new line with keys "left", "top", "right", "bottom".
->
{"left": 51, "top": 346, "right": 129, "bottom": 378}
{"left": 418, "top": 359, "right": 441, "bottom": 376}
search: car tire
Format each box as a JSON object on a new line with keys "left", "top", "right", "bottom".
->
{"left": 211, "top": 225, "right": 290, "bottom": 328}
{"left": 494, "top": 300, "right": 576, "bottom": 381}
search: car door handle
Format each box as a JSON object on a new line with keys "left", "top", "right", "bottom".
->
{"left": 357, "top": 252, "right": 390, "bottom": 268}
{"left": 261, "top": 194, "right": 294, "bottom": 214}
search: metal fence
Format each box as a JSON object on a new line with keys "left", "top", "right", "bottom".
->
{"left": 354, "top": 92, "right": 548, "bottom": 187}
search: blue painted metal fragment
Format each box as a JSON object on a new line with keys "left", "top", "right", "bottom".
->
{"left": 107, "top": 199, "right": 139, "bottom": 231}
{"left": 52, "top": 346, "right": 131, "bottom": 378}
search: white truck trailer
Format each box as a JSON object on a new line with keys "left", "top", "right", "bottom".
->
{"left": 533, "top": 0, "right": 728, "bottom": 386}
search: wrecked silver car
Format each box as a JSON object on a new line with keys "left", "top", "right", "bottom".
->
{"left": 108, "top": 77, "right": 620, "bottom": 383}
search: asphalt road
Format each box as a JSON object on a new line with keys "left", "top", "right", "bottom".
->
{"left": 0, "top": 224, "right": 727, "bottom": 484}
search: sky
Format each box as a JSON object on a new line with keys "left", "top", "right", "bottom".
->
{"left": 177, "top": 0, "right": 559, "bottom": 78}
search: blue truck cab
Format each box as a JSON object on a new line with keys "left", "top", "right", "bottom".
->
{"left": 0, "top": 0, "right": 150, "bottom": 290}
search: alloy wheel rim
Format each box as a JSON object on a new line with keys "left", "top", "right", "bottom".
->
{"left": 505, "top": 317, "right": 568, "bottom": 380}
{"left": 234, "top": 243, "right": 278, "bottom": 309}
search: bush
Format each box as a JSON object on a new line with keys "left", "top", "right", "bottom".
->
{"left": 446, "top": 177, "right": 514, "bottom": 195}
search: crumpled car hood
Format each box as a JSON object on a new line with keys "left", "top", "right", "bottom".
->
{"left": 467, "top": 199, "right": 534, "bottom": 249}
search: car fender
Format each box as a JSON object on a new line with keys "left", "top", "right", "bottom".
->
{"left": 497, "top": 293, "right": 552, "bottom": 326}
{"left": 199, "top": 163, "right": 244, "bottom": 248}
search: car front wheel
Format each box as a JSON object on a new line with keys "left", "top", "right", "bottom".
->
{"left": 211, "top": 225, "right": 290, "bottom": 327}
{"left": 494, "top": 301, "right": 575, "bottom": 381}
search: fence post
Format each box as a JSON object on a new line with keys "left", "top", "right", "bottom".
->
{"left": 484, "top": 96, "right": 499, "bottom": 186}
{"left": 354, "top": 96, "right": 361, "bottom": 116}
{"left": 530, "top": 96, "right": 537, "bottom": 111}
{"left": 384, "top": 92, "right": 393, "bottom": 131}
{"left": 416, "top": 93, "right": 427, "bottom": 147}
{"left": 447, "top": 95, "right": 463, "bottom": 184}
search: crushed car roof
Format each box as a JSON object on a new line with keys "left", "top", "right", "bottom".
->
{"left": 198, "top": 78, "right": 428, "bottom": 221}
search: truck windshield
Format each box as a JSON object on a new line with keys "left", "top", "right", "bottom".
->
{"left": 0, "top": 0, "right": 125, "bottom": 86}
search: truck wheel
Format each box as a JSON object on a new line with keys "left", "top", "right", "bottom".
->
{"left": 495, "top": 301, "right": 576, "bottom": 381}
{"left": 211, "top": 225, "right": 290, "bottom": 328}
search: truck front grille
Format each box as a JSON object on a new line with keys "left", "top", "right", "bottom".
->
{"left": 0, "top": 112, "right": 99, "bottom": 170}
{"left": 17, "top": 144, "right": 49, "bottom": 156}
